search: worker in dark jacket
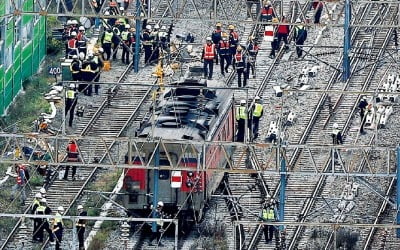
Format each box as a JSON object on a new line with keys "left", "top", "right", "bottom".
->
{"left": 65, "top": 83, "right": 78, "bottom": 127}
{"left": 313, "top": 0, "right": 324, "bottom": 24}
{"left": 261, "top": 200, "right": 276, "bottom": 244}
{"left": 218, "top": 33, "right": 231, "bottom": 76}
{"left": 35, "top": 198, "right": 54, "bottom": 243}
{"left": 101, "top": 28, "right": 114, "bottom": 60}
{"left": 142, "top": 25, "right": 153, "bottom": 64}
{"left": 251, "top": 96, "right": 263, "bottom": 140}
{"left": 211, "top": 22, "right": 223, "bottom": 65}
{"left": 233, "top": 46, "right": 247, "bottom": 88}
{"left": 52, "top": 206, "right": 64, "bottom": 250}
{"left": 236, "top": 100, "right": 248, "bottom": 142}
{"left": 70, "top": 55, "right": 81, "bottom": 81}
{"left": 32, "top": 193, "right": 42, "bottom": 242}
{"left": 76, "top": 205, "right": 87, "bottom": 250}
{"left": 246, "top": 36, "right": 259, "bottom": 78}
{"left": 121, "top": 24, "right": 132, "bottom": 64}
{"left": 293, "top": 19, "right": 308, "bottom": 58}
{"left": 149, "top": 201, "right": 165, "bottom": 246}
{"left": 358, "top": 96, "right": 369, "bottom": 134}
{"left": 331, "top": 123, "right": 343, "bottom": 145}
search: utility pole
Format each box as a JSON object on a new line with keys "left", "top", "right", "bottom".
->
{"left": 134, "top": 0, "right": 141, "bottom": 72}
{"left": 279, "top": 154, "right": 286, "bottom": 231}
{"left": 343, "top": 0, "right": 351, "bottom": 80}
{"left": 151, "top": 143, "right": 160, "bottom": 234}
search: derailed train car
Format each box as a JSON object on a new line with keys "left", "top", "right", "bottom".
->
{"left": 121, "top": 66, "right": 235, "bottom": 229}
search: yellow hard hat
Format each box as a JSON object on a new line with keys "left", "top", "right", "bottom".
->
{"left": 216, "top": 22, "right": 222, "bottom": 27}
{"left": 228, "top": 24, "right": 234, "bottom": 30}
{"left": 272, "top": 17, "right": 279, "bottom": 23}
{"left": 237, "top": 46, "right": 242, "bottom": 52}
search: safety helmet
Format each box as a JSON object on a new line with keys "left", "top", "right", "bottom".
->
{"left": 333, "top": 123, "right": 339, "bottom": 129}
{"left": 69, "top": 83, "right": 76, "bottom": 89}
{"left": 119, "top": 6, "right": 124, "bottom": 11}
{"left": 237, "top": 46, "right": 243, "bottom": 52}
{"left": 130, "top": 27, "right": 136, "bottom": 32}
{"left": 40, "top": 188, "right": 46, "bottom": 194}
{"left": 71, "top": 31, "right": 77, "bottom": 36}
{"left": 157, "top": 201, "right": 164, "bottom": 207}
{"left": 266, "top": 1, "right": 271, "bottom": 6}
{"left": 77, "top": 205, "right": 84, "bottom": 210}
{"left": 35, "top": 193, "right": 42, "bottom": 199}
{"left": 228, "top": 24, "right": 234, "bottom": 30}
{"left": 146, "top": 25, "right": 151, "bottom": 30}
{"left": 216, "top": 22, "right": 222, "bottom": 27}
{"left": 57, "top": 206, "right": 65, "bottom": 212}
{"left": 154, "top": 24, "right": 160, "bottom": 29}
{"left": 104, "top": 11, "right": 110, "bottom": 16}
{"left": 72, "top": 54, "right": 78, "bottom": 59}
{"left": 98, "top": 47, "right": 104, "bottom": 53}
{"left": 125, "top": 24, "right": 130, "bottom": 29}
{"left": 79, "top": 52, "right": 85, "bottom": 60}
{"left": 66, "top": 20, "right": 72, "bottom": 25}
{"left": 240, "top": 99, "right": 246, "bottom": 105}
{"left": 272, "top": 17, "right": 279, "bottom": 23}
{"left": 296, "top": 18, "right": 301, "bottom": 23}
{"left": 248, "top": 35, "right": 254, "bottom": 41}
{"left": 255, "top": 96, "right": 261, "bottom": 101}
{"left": 79, "top": 26, "right": 85, "bottom": 31}
{"left": 362, "top": 96, "right": 367, "bottom": 100}
{"left": 206, "top": 37, "right": 212, "bottom": 41}
{"left": 161, "top": 25, "right": 166, "bottom": 30}
{"left": 71, "top": 20, "right": 78, "bottom": 25}
{"left": 40, "top": 198, "right": 47, "bottom": 203}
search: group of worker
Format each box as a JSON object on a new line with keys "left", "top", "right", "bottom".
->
{"left": 64, "top": 21, "right": 89, "bottom": 59}
{"left": 202, "top": 23, "right": 259, "bottom": 87}
{"left": 31, "top": 189, "right": 87, "bottom": 250}
{"left": 235, "top": 96, "right": 264, "bottom": 142}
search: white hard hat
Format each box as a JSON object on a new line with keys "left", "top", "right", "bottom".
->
{"left": 161, "top": 25, "right": 166, "bottom": 30}
{"left": 240, "top": 99, "right": 246, "bottom": 104}
{"left": 146, "top": 25, "right": 151, "bottom": 30}
{"left": 71, "top": 31, "right": 77, "bottom": 36}
{"left": 266, "top": 1, "right": 271, "bottom": 5}
{"left": 296, "top": 18, "right": 301, "bottom": 23}
{"left": 40, "top": 188, "right": 46, "bottom": 194}
{"left": 77, "top": 205, "right": 83, "bottom": 210}
{"left": 72, "top": 54, "right": 78, "bottom": 59}
{"left": 333, "top": 123, "right": 339, "bottom": 129}
{"left": 69, "top": 83, "right": 76, "bottom": 88}
{"left": 206, "top": 37, "right": 212, "bottom": 41}
{"left": 35, "top": 193, "right": 42, "bottom": 199}
{"left": 125, "top": 24, "right": 130, "bottom": 29}
{"left": 362, "top": 96, "right": 367, "bottom": 100}
{"left": 79, "top": 52, "right": 85, "bottom": 60}
{"left": 79, "top": 26, "right": 85, "bottom": 31}
{"left": 58, "top": 206, "right": 65, "bottom": 212}
{"left": 40, "top": 198, "right": 47, "bottom": 203}
{"left": 98, "top": 47, "right": 104, "bottom": 53}
{"left": 104, "top": 11, "right": 110, "bottom": 16}
{"left": 154, "top": 24, "right": 160, "bottom": 29}
{"left": 119, "top": 6, "right": 124, "bottom": 10}
{"left": 255, "top": 96, "right": 261, "bottom": 100}
{"left": 157, "top": 201, "right": 164, "bottom": 207}
{"left": 67, "top": 20, "right": 72, "bottom": 25}
{"left": 71, "top": 20, "right": 78, "bottom": 25}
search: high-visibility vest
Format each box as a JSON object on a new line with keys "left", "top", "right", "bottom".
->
{"left": 81, "top": 63, "right": 95, "bottom": 73}
{"left": 219, "top": 41, "right": 230, "bottom": 55}
{"left": 262, "top": 208, "right": 275, "bottom": 220}
{"left": 33, "top": 199, "right": 40, "bottom": 207}
{"left": 70, "top": 61, "right": 80, "bottom": 74}
{"left": 66, "top": 90, "right": 75, "bottom": 99}
{"left": 67, "top": 143, "right": 79, "bottom": 161}
{"left": 204, "top": 44, "right": 215, "bottom": 60}
{"left": 253, "top": 103, "right": 263, "bottom": 117}
{"left": 16, "top": 166, "right": 25, "bottom": 185}
{"left": 54, "top": 212, "right": 64, "bottom": 226}
{"left": 68, "top": 39, "right": 77, "bottom": 49}
{"left": 142, "top": 31, "right": 153, "bottom": 46}
{"left": 121, "top": 31, "right": 129, "bottom": 41}
{"left": 103, "top": 31, "right": 113, "bottom": 43}
{"left": 36, "top": 205, "right": 45, "bottom": 214}
{"left": 332, "top": 128, "right": 340, "bottom": 136}
{"left": 236, "top": 106, "right": 247, "bottom": 120}
{"left": 261, "top": 7, "right": 274, "bottom": 17}
{"left": 229, "top": 32, "right": 239, "bottom": 47}
{"left": 118, "top": 18, "right": 127, "bottom": 25}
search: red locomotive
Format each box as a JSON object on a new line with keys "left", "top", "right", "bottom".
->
{"left": 121, "top": 66, "right": 235, "bottom": 231}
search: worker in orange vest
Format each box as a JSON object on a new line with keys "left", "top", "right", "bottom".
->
{"left": 63, "top": 141, "right": 80, "bottom": 180}
{"left": 201, "top": 37, "right": 217, "bottom": 80}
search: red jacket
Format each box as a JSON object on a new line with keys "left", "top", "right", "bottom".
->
{"left": 277, "top": 24, "right": 289, "bottom": 35}
{"left": 67, "top": 143, "right": 79, "bottom": 162}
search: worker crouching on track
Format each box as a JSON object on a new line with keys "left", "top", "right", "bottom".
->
{"left": 76, "top": 205, "right": 87, "bottom": 250}
{"left": 63, "top": 140, "right": 80, "bottom": 181}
